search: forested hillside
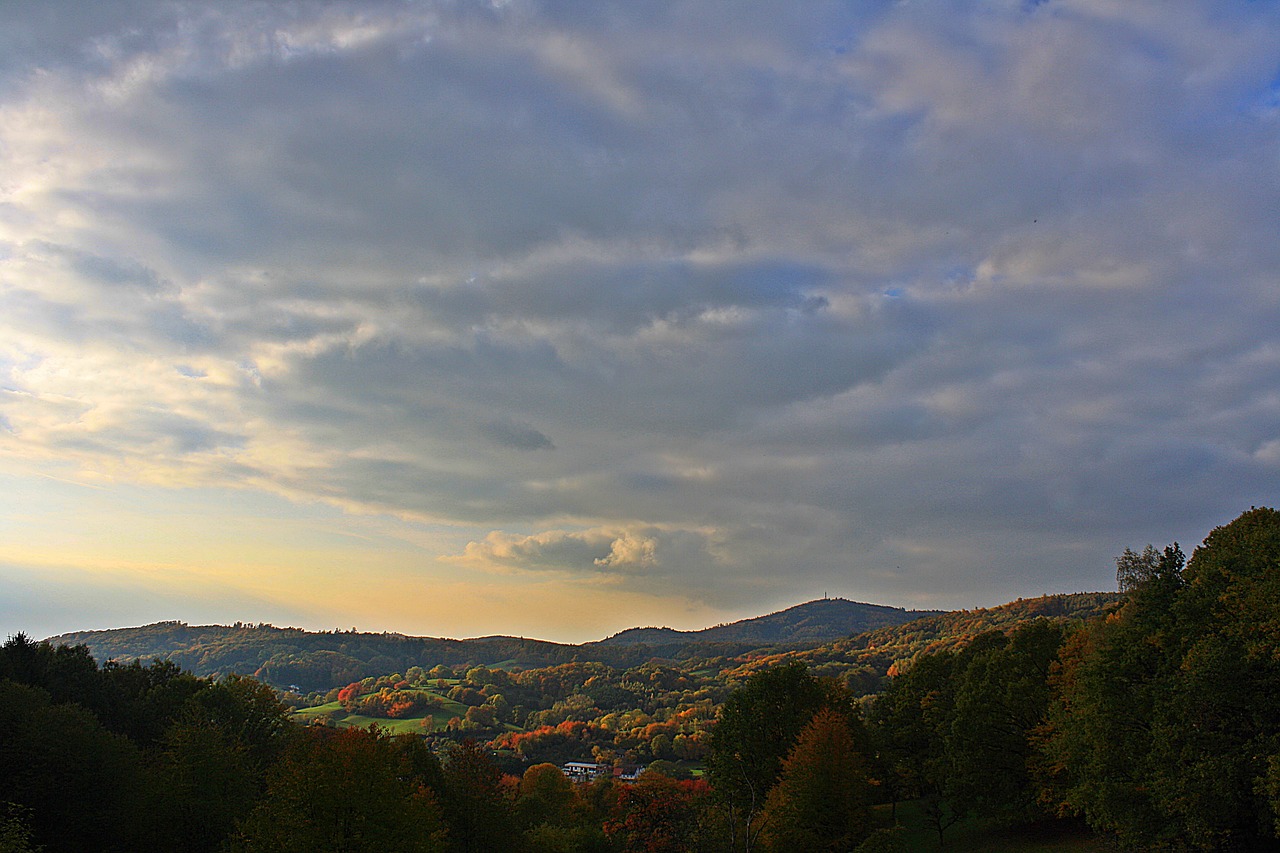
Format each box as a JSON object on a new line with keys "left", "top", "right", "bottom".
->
{"left": 47, "top": 622, "right": 586, "bottom": 692}
{"left": 707, "top": 591, "right": 1122, "bottom": 690}
{"left": 47, "top": 593, "right": 1111, "bottom": 695}
{"left": 51, "top": 596, "right": 936, "bottom": 691}
{"left": 597, "top": 597, "right": 943, "bottom": 645}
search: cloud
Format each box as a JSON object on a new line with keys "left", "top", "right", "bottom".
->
{"left": 2, "top": 1, "right": 1280, "bottom": 629}
{"left": 594, "top": 531, "right": 657, "bottom": 569}
{"left": 444, "top": 524, "right": 728, "bottom": 589}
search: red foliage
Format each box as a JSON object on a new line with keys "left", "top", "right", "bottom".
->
{"left": 336, "top": 681, "right": 365, "bottom": 703}
{"left": 604, "top": 776, "right": 709, "bottom": 853}
{"left": 490, "top": 720, "right": 608, "bottom": 760}
{"left": 343, "top": 687, "right": 441, "bottom": 719}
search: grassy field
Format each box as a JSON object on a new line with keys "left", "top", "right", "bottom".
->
{"left": 292, "top": 688, "right": 472, "bottom": 734}
{"left": 878, "top": 800, "right": 1112, "bottom": 852}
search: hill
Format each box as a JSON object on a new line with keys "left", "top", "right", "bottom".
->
{"left": 46, "top": 593, "right": 1118, "bottom": 694}
{"left": 45, "top": 621, "right": 585, "bottom": 692}
{"left": 595, "top": 597, "right": 942, "bottom": 646}
{"left": 714, "top": 591, "right": 1125, "bottom": 690}
{"left": 840, "top": 590, "right": 1125, "bottom": 663}
{"left": 44, "top": 621, "right": 766, "bottom": 692}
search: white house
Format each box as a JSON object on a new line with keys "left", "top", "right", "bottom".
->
{"left": 561, "top": 761, "right": 610, "bottom": 782}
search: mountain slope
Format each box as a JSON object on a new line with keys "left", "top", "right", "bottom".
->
{"left": 596, "top": 597, "right": 943, "bottom": 646}
{"left": 713, "top": 591, "right": 1126, "bottom": 691}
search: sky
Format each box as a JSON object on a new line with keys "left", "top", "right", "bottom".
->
{"left": 2, "top": 0, "right": 1279, "bottom": 644}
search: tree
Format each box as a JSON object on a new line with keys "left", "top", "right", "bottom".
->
{"left": 512, "top": 762, "right": 615, "bottom": 850}
{"left": 867, "top": 647, "right": 964, "bottom": 842}
{"left": 1040, "top": 611, "right": 1172, "bottom": 845}
{"left": 189, "top": 674, "right": 295, "bottom": 770}
{"left": 231, "top": 727, "right": 446, "bottom": 853}
{"left": 439, "top": 739, "right": 516, "bottom": 853}
{"left": 706, "top": 662, "right": 855, "bottom": 850}
{"left": 1038, "top": 541, "right": 1189, "bottom": 845}
{"left": 154, "top": 718, "right": 259, "bottom": 852}
{"left": 1043, "top": 509, "right": 1280, "bottom": 849}
{"left": 946, "top": 621, "right": 1065, "bottom": 825}
{"left": 515, "top": 763, "right": 575, "bottom": 830}
{"left": 0, "top": 636, "right": 104, "bottom": 712}
{"left": 1115, "top": 543, "right": 1161, "bottom": 592}
{"left": 0, "top": 804, "right": 41, "bottom": 853}
{"left": 1150, "top": 509, "right": 1280, "bottom": 847}
{"left": 604, "top": 775, "right": 709, "bottom": 853}
{"left": 758, "top": 707, "right": 872, "bottom": 852}
{"left": 0, "top": 681, "right": 151, "bottom": 853}
{"left": 98, "top": 657, "right": 208, "bottom": 746}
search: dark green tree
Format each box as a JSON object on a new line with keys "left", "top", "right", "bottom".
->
{"left": 868, "top": 638, "right": 999, "bottom": 843}
{"left": 1151, "top": 511, "right": 1280, "bottom": 847}
{"left": 154, "top": 719, "right": 259, "bottom": 852}
{"left": 0, "top": 636, "right": 105, "bottom": 712}
{"left": 946, "top": 620, "right": 1066, "bottom": 825}
{"left": 187, "top": 674, "right": 295, "bottom": 771}
{"left": 0, "top": 681, "right": 151, "bottom": 853}
{"left": 1044, "top": 510, "right": 1280, "bottom": 849}
{"left": 0, "top": 804, "right": 41, "bottom": 853}
{"left": 866, "top": 652, "right": 954, "bottom": 822}
{"left": 231, "top": 726, "right": 446, "bottom": 852}
{"left": 440, "top": 739, "right": 516, "bottom": 853}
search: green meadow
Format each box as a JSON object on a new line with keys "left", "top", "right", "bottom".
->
{"left": 292, "top": 687, "right": 472, "bottom": 734}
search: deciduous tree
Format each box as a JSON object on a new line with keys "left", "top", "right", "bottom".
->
{"left": 1043, "top": 509, "right": 1280, "bottom": 849}
{"left": 440, "top": 739, "right": 516, "bottom": 853}
{"left": 707, "top": 661, "right": 857, "bottom": 850}
{"left": 758, "top": 707, "right": 872, "bottom": 851}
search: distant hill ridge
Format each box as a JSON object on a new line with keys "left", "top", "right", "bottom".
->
{"left": 43, "top": 593, "right": 1118, "bottom": 692}
{"left": 596, "top": 597, "right": 943, "bottom": 646}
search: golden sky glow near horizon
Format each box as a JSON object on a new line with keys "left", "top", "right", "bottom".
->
{"left": 3, "top": 1, "right": 1280, "bottom": 643}
{"left": 1, "top": 471, "right": 726, "bottom": 642}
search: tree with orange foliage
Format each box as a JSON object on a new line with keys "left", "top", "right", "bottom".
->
{"left": 604, "top": 774, "right": 722, "bottom": 853}
{"left": 335, "top": 681, "right": 364, "bottom": 704}
{"left": 758, "top": 707, "right": 872, "bottom": 852}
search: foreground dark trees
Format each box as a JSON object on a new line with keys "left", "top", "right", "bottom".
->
{"left": 0, "top": 680, "right": 148, "bottom": 851}
{"left": 3, "top": 507, "right": 1279, "bottom": 852}
{"left": 1042, "top": 508, "right": 1280, "bottom": 850}
{"left": 230, "top": 727, "right": 447, "bottom": 852}
{"left": 864, "top": 508, "right": 1280, "bottom": 851}
{"left": 0, "top": 632, "right": 711, "bottom": 853}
